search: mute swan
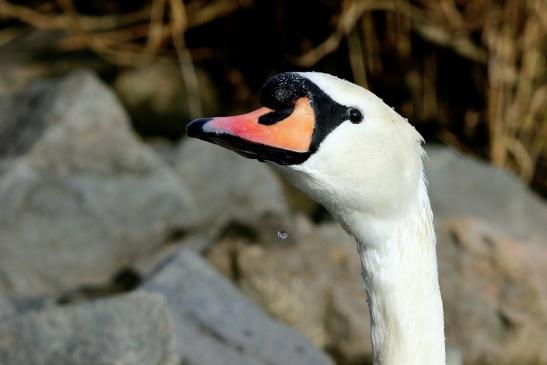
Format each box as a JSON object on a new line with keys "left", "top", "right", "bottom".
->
{"left": 187, "top": 72, "right": 445, "bottom": 365}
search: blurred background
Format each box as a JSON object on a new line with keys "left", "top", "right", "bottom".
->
{"left": 0, "top": 1, "right": 546, "bottom": 365}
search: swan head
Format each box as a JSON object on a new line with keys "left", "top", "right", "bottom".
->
{"left": 187, "top": 72, "right": 425, "bottom": 220}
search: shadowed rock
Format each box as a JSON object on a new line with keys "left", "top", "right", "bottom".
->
{"left": 438, "top": 218, "right": 547, "bottom": 364}
{"left": 142, "top": 249, "right": 333, "bottom": 365}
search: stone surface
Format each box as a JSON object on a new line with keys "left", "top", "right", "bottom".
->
{"left": 0, "top": 291, "right": 179, "bottom": 365}
{"left": 0, "top": 298, "right": 14, "bottom": 320}
{"left": 142, "top": 248, "right": 333, "bottom": 365}
{"left": 207, "top": 215, "right": 372, "bottom": 364}
{"left": 0, "top": 71, "right": 193, "bottom": 296}
{"left": 0, "top": 296, "right": 53, "bottom": 321}
{"left": 438, "top": 218, "right": 547, "bottom": 365}
{"left": 446, "top": 347, "right": 464, "bottom": 365}
{"left": 174, "top": 138, "right": 293, "bottom": 244}
{"left": 425, "top": 146, "right": 547, "bottom": 240}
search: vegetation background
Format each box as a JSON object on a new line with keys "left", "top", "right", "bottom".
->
{"left": 0, "top": 0, "right": 545, "bottom": 196}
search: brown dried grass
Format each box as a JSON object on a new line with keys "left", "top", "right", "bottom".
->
{"left": 0, "top": 0, "right": 545, "bottom": 188}
{"left": 298, "top": 0, "right": 546, "bottom": 185}
{"left": 0, "top": 0, "right": 251, "bottom": 118}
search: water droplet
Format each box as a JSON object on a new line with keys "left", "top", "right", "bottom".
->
{"left": 277, "top": 230, "right": 288, "bottom": 240}
{"left": 390, "top": 106, "right": 395, "bottom": 110}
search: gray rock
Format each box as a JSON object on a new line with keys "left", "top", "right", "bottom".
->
{"left": 0, "top": 297, "right": 14, "bottom": 320}
{"left": 438, "top": 218, "right": 547, "bottom": 365}
{"left": 142, "top": 249, "right": 333, "bottom": 365}
{"left": 0, "top": 71, "right": 193, "bottom": 296}
{"left": 0, "top": 295, "right": 53, "bottom": 321}
{"left": 425, "top": 146, "right": 547, "bottom": 240}
{"left": 207, "top": 215, "right": 372, "bottom": 364}
{"left": 0, "top": 291, "right": 179, "bottom": 365}
{"left": 446, "top": 346, "right": 463, "bottom": 365}
{"left": 174, "top": 138, "right": 292, "bottom": 244}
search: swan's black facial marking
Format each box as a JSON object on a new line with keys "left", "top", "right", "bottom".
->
{"left": 258, "top": 105, "right": 295, "bottom": 125}
{"left": 259, "top": 73, "right": 352, "bottom": 159}
{"left": 260, "top": 73, "right": 308, "bottom": 110}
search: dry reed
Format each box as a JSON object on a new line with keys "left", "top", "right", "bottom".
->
{"left": 0, "top": 0, "right": 251, "bottom": 117}
{"left": 297, "top": 0, "right": 546, "bottom": 186}
{"left": 0, "top": 0, "right": 545, "bottom": 189}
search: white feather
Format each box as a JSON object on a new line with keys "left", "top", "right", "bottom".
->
{"left": 274, "top": 73, "right": 446, "bottom": 365}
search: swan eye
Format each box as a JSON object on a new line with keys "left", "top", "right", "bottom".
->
{"left": 348, "top": 108, "right": 363, "bottom": 124}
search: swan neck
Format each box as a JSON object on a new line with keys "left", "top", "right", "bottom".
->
{"left": 350, "top": 179, "right": 445, "bottom": 365}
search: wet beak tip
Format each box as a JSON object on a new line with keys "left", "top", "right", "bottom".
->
{"left": 186, "top": 118, "right": 211, "bottom": 138}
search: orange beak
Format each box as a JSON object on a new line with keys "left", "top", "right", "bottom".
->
{"left": 187, "top": 97, "right": 315, "bottom": 164}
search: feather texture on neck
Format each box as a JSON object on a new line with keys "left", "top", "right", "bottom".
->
{"left": 351, "top": 174, "right": 445, "bottom": 365}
